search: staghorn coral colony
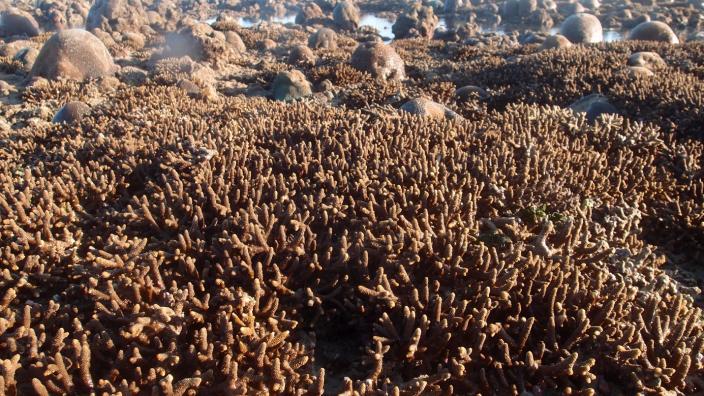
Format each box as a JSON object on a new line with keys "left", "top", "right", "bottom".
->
{"left": 1, "top": 0, "right": 704, "bottom": 395}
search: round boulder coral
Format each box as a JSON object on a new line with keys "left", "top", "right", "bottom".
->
{"left": 295, "top": 2, "right": 324, "bottom": 25}
{"left": 85, "top": 0, "right": 148, "bottom": 32}
{"left": 53, "top": 101, "right": 90, "bottom": 124}
{"left": 122, "top": 31, "right": 146, "bottom": 49}
{"left": 400, "top": 98, "right": 460, "bottom": 119}
{"left": 560, "top": 2, "right": 586, "bottom": 16}
{"left": 625, "top": 66, "right": 655, "bottom": 77}
{"left": 0, "top": 39, "right": 34, "bottom": 58}
{"left": 519, "top": 0, "right": 538, "bottom": 18}
{"left": 628, "top": 21, "right": 679, "bottom": 44}
{"left": 502, "top": 0, "right": 520, "bottom": 23}
{"left": 149, "top": 0, "right": 182, "bottom": 31}
{"left": 289, "top": 45, "right": 316, "bottom": 66}
{"left": 38, "top": 2, "right": 69, "bottom": 31}
{"left": 333, "top": 1, "right": 360, "bottom": 30}
{"left": 350, "top": 41, "right": 405, "bottom": 81}
{"left": 259, "top": 39, "right": 277, "bottom": 51}
{"left": 623, "top": 14, "right": 650, "bottom": 30}
{"left": 627, "top": 51, "right": 666, "bottom": 70}
{"left": 580, "top": 0, "right": 600, "bottom": 10}
{"left": 0, "top": 8, "right": 40, "bottom": 37}
{"left": 308, "top": 27, "right": 337, "bottom": 49}
{"left": 30, "top": 29, "right": 117, "bottom": 81}
{"left": 271, "top": 70, "right": 313, "bottom": 101}
{"left": 392, "top": 6, "right": 439, "bottom": 39}
{"left": 560, "top": 13, "right": 603, "bottom": 43}
{"left": 569, "top": 93, "right": 618, "bottom": 122}
{"left": 455, "top": 85, "right": 488, "bottom": 101}
{"left": 13, "top": 47, "right": 38, "bottom": 73}
{"left": 165, "top": 23, "right": 231, "bottom": 62}
{"left": 529, "top": 9, "right": 554, "bottom": 30}
{"left": 540, "top": 34, "right": 573, "bottom": 50}
{"left": 225, "top": 31, "right": 246, "bottom": 53}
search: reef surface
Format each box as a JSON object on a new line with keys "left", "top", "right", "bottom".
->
{"left": 1, "top": 0, "right": 704, "bottom": 395}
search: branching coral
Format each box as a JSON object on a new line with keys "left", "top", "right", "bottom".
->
{"left": 0, "top": 87, "right": 702, "bottom": 395}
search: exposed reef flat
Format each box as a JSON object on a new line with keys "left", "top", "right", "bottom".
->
{"left": 1, "top": 0, "right": 704, "bottom": 395}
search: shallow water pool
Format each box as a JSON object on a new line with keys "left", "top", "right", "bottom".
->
{"left": 239, "top": 13, "right": 297, "bottom": 27}
{"left": 549, "top": 26, "right": 624, "bottom": 42}
{"left": 205, "top": 14, "right": 297, "bottom": 27}
{"left": 358, "top": 15, "right": 520, "bottom": 41}
{"left": 359, "top": 14, "right": 395, "bottom": 40}
{"left": 205, "top": 12, "right": 625, "bottom": 43}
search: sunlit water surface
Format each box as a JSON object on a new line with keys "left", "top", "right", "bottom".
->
{"left": 205, "top": 13, "right": 626, "bottom": 43}
{"left": 549, "top": 26, "right": 623, "bottom": 42}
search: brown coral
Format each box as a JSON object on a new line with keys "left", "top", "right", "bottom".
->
{"left": 0, "top": 83, "right": 702, "bottom": 395}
